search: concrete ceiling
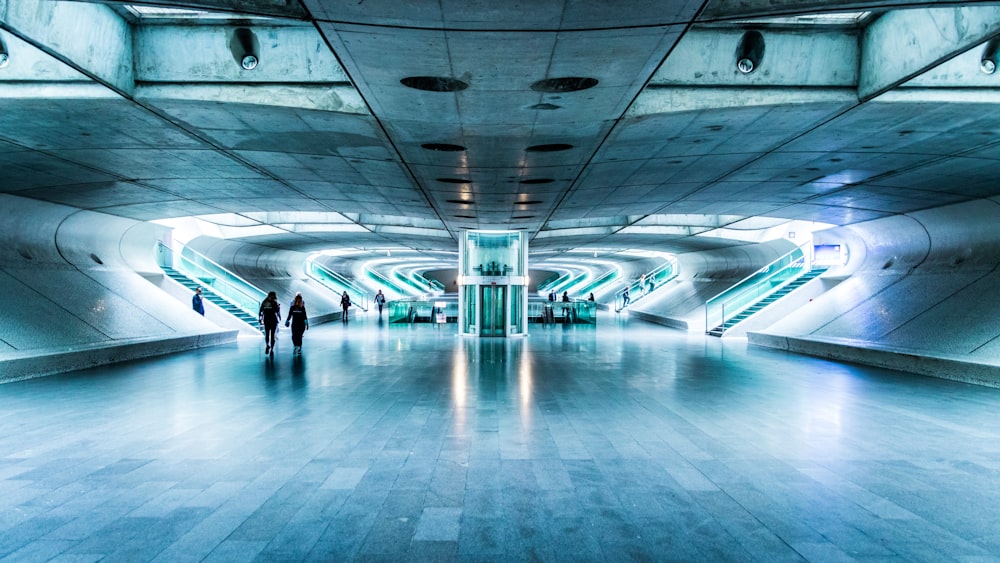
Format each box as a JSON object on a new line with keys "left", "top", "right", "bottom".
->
{"left": 2, "top": 0, "right": 1000, "bottom": 258}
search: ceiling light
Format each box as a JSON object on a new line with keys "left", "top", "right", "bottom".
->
{"left": 981, "top": 38, "right": 1000, "bottom": 74}
{"left": 241, "top": 54, "right": 258, "bottom": 70}
{"left": 736, "top": 31, "right": 765, "bottom": 74}
{"left": 401, "top": 76, "right": 469, "bottom": 92}
{"left": 230, "top": 28, "right": 259, "bottom": 71}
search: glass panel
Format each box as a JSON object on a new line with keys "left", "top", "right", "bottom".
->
{"left": 465, "top": 231, "right": 522, "bottom": 276}
{"left": 305, "top": 258, "right": 370, "bottom": 309}
{"left": 510, "top": 286, "right": 523, "bottom": 334}
{"left": 613, "top": 256, "right": 679, "bottom": 310}
{"left": 463, "top": 285, "right": 476, "bottom": 333}
{"left": 704, "top": 247, "right": 807, "bottom": 332}
{"left": 157, "top": 242, "right": 264, "bottom": 314}
{"left": 480, "top": 285, "right": 506, "bottom": 336}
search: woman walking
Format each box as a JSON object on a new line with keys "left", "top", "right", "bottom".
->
{"left": 340, "top": 291, "right": 351, "bottom": 323}
{"left": 258, "top": 291, "right": 281, "bottom": 356}
{"left": 285, "top": 294, "right": 309, "bottom": 355}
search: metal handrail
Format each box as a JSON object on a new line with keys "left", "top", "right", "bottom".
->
{"left": 704, "top": 246, "right": 808, "bottom": 334}
{"left": 537, "top": 272, "right": 570, "bottom": 293}
{"left": 614, "top": 257, "right": 680, "bottom": 311}
{"left": 305, "top": 259, "right": 371, "bottom": 310}
{"left": 156, "top": 241, "right": 265, "bottom": 313}
{"left": 574, "top": 268, "right": 620, "bottom": 298}
{"left": 367, "top": 267, "right": 411, "bottom": 296}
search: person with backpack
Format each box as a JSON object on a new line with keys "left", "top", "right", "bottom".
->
{"left": 340, "top": 291, "right": 351, "bottom": 323}
{"left": 284, "top": 294, "right": 308, "bottom": 355}
{"left": 258, "top": 291, "right": 281, "bottom": 356}
{"left": 374, "top": 289, "right": 386, "bottom": 316}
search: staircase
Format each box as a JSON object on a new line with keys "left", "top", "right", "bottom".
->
{"left": 708, "top": 267, "right": 827, "bottom": 337}
{"left": 161, "top": 266, "right": 259, "bottom": 326}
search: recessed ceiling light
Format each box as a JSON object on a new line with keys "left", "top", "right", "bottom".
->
{"left": 401, "top": 76, "right": 469, "bottom": 92}
{"left": 421, "top": 143, "right": 466, "bottom": 151}
{"left": 436, "top": 178, "right": 472, "bottom": 184}
{"left": 446, "top": 199, "right": 474, "bottom": 204}
{"left": 526, "top": 143, "right": 573, "bottom": 152}
{"left": 519, "top": 178, "right": 554, "bottom": 184}
{"left": 530, "top": 77, "right": 599, "bottom": 93}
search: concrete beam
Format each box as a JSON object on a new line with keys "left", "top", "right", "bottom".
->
{"left": 136, "top": 84, "right": 367, "bottom": 114}
{"left": 700, "top": 0, "right": 994, "bottom": 22}
{"left": 653, "top": 27, "right": 859, "bottom": 87}
{"left": 134, "top": 25, "right": 349, "bottom": 83}
{"left": 102, "top": 0, "right": 307, "bottom": 20}
{"left": 0, "top": 0, "right": 134, "bottom": 96}
{"left": 630, "top": 86, "right": 856, "bottom": 115}
{"left": 859, "top": 5, "right": 1000, "bottom": 100}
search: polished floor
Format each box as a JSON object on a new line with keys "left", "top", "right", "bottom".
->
{"left": 2, "top": 314, "right": 1000, "bottom": 562}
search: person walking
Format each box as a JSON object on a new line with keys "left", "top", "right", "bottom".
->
{"left": 340, "top": 291, "right": 351, "bottom": 323}
{"left": 285, "top": 294, "right": 309, "bottom": 355}
{"left": 192, "top": 287, "right": 205, "bottom": 316}
{"left": 621, "top": 286, "right": 630, "bottom": 308}
{"left": 258, "top": 291, "right": 281, "bottom": 356}
{"left": 374, "top": 289, "right": 386, "bottom": 316}
{"left": 288, "top": 291, "right": 303, "bottom": 312}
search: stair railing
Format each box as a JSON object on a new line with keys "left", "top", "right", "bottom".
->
{"left": 613, "top": 256, "right": 680, "bottom": 311}
{"left": 366, "top": 267, "right": 411, "bottom": 297}
{"left": 574, "top": 268, "right": 620, "bottom": 299}
{"left": 537, "top": 272, "right": 571, "bottom": 294}
{"left": 704, "top": 246, "right": 808, "bottom": 334}
{"left": 305, "top": 258, "right": 371, "bottom": 310}
{"left": 156, "top": 241, "right": 266, "bottom": 314}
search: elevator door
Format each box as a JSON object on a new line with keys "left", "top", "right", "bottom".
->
{"left": 480, "top": 285, "right": 506, "bottom": 337}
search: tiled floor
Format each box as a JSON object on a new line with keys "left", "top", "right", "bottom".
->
{"left": 2, "top": 314, "right": 1000, "bottom": 561}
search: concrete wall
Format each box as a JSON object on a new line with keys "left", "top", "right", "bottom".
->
{"left": 0, "top": 195, "right": 237, "bottom": 382}
{"left": 749, "top": 197, "right": 1000, "bottom": 386}
{"left": 625, "top": 239, "right": 798, "bottom": 330}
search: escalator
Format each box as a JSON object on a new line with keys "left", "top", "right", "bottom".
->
{"left": 705, "top": 246, "right": 826, "bottom": 336}
{"left": 160, "top": 266, "right": 260, "bottom": 326}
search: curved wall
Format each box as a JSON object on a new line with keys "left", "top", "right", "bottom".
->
{"left": 750, "top": 197, "right": 1000, "bottom": 386}
{"left": 0, "top": 195, "right": 236, "bottom": 382}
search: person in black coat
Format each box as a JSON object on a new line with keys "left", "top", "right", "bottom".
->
{"left": 285, "top": 294, "right": 309, "bottom": 355}
{"left": 258, "top": 291, "right": 281, "bottom": 356}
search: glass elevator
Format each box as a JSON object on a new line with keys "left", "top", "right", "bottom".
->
{"left": 458, "top": 230, "right": 528, "bottom": 337}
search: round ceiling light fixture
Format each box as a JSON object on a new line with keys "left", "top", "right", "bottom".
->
{"left": 421, "top": 143, "right": 466, "bottom": 151}
{"left": 735, "top": 30, "right": 765, "bottom": 74}
{"left": 526, "top": 143, "right": 573, "bottom": 152}
{"left": 530, "top": 77, "right": 598, "bottom": 93}
{"left": 401, "top": 76, "right": 469, "bottom": 92}
{"left": 981, "top": 38, "right": 1000, "bottom": 74}
{"left": 241, "top": 54, "right": 259, "bottom": 70}
{"left": 230, "top": 28, "right": 260, "bottom": 71}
